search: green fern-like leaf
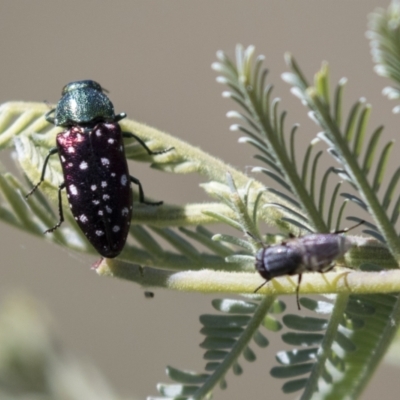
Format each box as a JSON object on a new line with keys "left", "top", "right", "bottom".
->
{"left": 281, "top": 48, "right": 400, "bottom": 398}
{"left": 283, "top": 56, "right": 400, "bottom": 260}
{"left": 368, "top": 2, "right": 400, "bottom": 112}
{"left": 149, "top": 296, "right": 284, "bottom": 400}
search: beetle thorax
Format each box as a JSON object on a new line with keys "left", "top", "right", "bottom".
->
{"left": 54, "top": 80, "right": 115, "bottom": 126}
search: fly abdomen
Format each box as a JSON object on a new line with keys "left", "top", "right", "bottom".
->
{"left": 255, "top": 244, "right": 303, "bottom": 280}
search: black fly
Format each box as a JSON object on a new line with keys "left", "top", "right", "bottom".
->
{"left": 253, "top": 221, "right": 364, "bottom": 309}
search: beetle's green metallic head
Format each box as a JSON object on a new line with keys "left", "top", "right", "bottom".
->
{"left": 53, "top": 80, "right": 115, "bottom": 126}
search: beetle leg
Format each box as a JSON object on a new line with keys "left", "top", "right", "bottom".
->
{"left": 296, "top": 274, "right": 303, "bottom": 310}
{"left": 44, "top": 109, "right": 56, "bottom": 124}
{"left": 123, "top": 132, "right": 174, "bottom": 155}
{"left": 114, "top": 112, "right": 127, "bottom": 122}
{"left": 129, "top": 175, "right": 163, "bottom": 206}
{"left": 44, "top": 182, "right": 66, "bottom": 233}
{"left": 26, "top": 147, "right": 59, "bottom": 199}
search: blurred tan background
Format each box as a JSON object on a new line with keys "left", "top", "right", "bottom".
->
{"left": 0, "top": 1, "right": 398, "bottom": 399}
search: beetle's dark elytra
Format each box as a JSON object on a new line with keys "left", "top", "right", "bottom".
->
{"left": 26, "top": 80, "right": 172, "bottom": 258}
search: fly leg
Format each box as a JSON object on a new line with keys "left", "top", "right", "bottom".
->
{"left": 334, "top": 220, "right": 365, "bottom": 234}
{"left": 296, "top": 274, "right": 303, "bottom": 310}
{"left": 254, "top": 278, "right": 270, "bottom": 293}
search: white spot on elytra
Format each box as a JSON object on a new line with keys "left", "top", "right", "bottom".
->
{"left": 67, "top": 146, "right": 75, "bottom": 153}
{"left": 106, "top": 206, "right": 112, "bottom": 213}
{"left": 92, "top": 199, "right": 100, "bottom": 205}
{"left": 103, "top": 194, "right": 110, "bottom": 200}
{"left": 119, "top": 146, "right": 123, "bottom": 152}
{"left": 101, "top": 181, "right": 107, "bottom": 188}
{"left": 98, "top": 210, "right": 104, "bottom": 216}
{"left": 101, "top": 158, "right": 110, "bottom": 166}
{"left": 69, "top": 185, "right": 78, "bottom": 195}
{"left": 91, "top": 185, "right": 97, "bottom": 191}
{"left": 112, "top": 225, "right": 120, "bottom": 232}
{"left": 121, "top": 207, "right": 129, "bottom": 216}
{"left": 108, "top": 138, "right": 115, "bottom": 144}
{"left": 79, "top": 214, "right": 88, "bottom": 223}
{"left": 111, "top": 173, "right": 116, "bottom": 177}
{"left": 69, "top": 204, "right": 73, "bottom": 208}
{"left": 120, "top": 174, "right": 127, "bottom": 186}
{"left": 96, "top": 130, "right": 102, "bottom": 137}
{"left": 77, "top": 133, "right": 83, "bottom": 141}
{"left": 68, "top": 162, "right": 73, "bottom": 167}
{"left": 95, "top": 230, "right": 104, "bottom": 236}
{"left": 79, "top": 161, "right": 88, "bottom": 170}
{"left": 61, "top": 156, "right": 66, "bottom": 162}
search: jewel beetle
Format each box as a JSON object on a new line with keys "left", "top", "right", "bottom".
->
{"left": 26, "top": 80, "right": 171, "bottom": 258}
{"left": 254, "top": 221, "right": 363, "bottom": 310}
